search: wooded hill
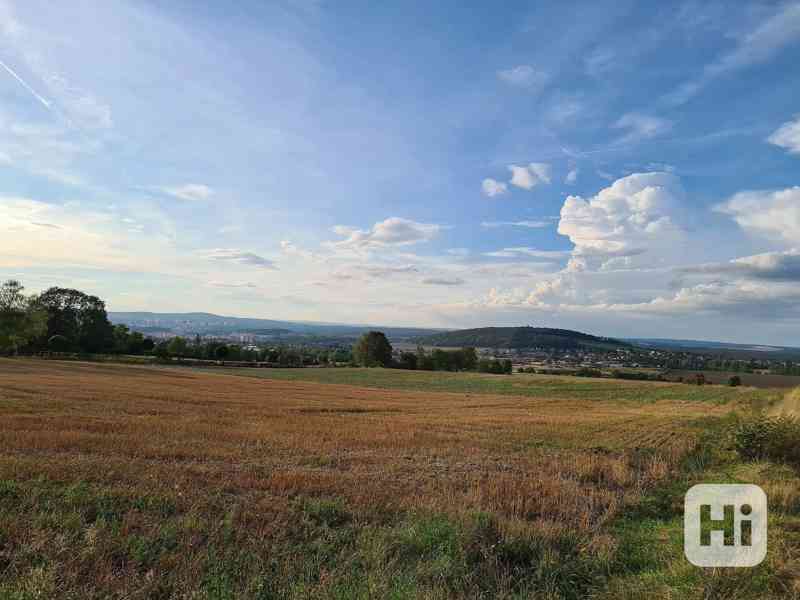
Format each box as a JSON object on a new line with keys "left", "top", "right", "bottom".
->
{"left": 417, "top": 326, "right": 630, "bottom": 350}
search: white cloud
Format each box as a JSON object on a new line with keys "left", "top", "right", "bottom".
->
{"left": 203, "top": 248, "right": 277, "bottom": 269}
{"left": 565, "top": 168, "right": 579, "bottom": 184}
{"left": 481, "top": 178, "right": 507, "bottom": 197}
{"left": 329, "top": 217, "right": 442, "bottom": 251}
{"left": 558, "top": 172, "right": 685, "bottom": 271}
{"left": 497, "top": 65, "right": 547, "bottom": 88}
{"left": 0, "top": 195, "right": 180, "bottom": 272}
{"left": 280, "top": 240, "right": 318, "bottom": 260}
{"left": 715, "top": 187, "right": 800, "bottom": 244}
{"left": 480, "top": 220, "right": 552, "bottom": 229}
{"left": 681, "top": 249, "right": 800, "bottom": 282}
{"left": 508, "top": 162, "right": 552, "bottom": 190}
{"left": 767, "top": 115, "right": 800, "bottom": 154}
{"left": 616, "top": 280, "right": 800, "bottom": 319}
{"left": 614, "top": 113, "right": 672, "bottom": 143}
{"left": 159, "top": 184, "right": 214, "bottom": 202}
{"left": 483, "top": 247, "right": 570, "bottom": 260}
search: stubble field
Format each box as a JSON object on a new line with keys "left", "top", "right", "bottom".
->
{"left": 0, "top": 359, "right": 797, "bottom": 599}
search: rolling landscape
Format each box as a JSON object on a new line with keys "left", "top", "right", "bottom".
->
{"left": 2, "top": 358, "right": 799, "bottom": 598}
{"left": 3, "top": 1, "right": 800, "bottom": 598}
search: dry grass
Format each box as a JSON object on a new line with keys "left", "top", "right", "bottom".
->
{"left": 0, "top": 359, "right": 740, "bottom": 598}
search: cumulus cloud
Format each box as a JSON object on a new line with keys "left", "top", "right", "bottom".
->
{"left": 280, "top": 240, "right": 319, "bottom": 261}
{"left": 614, "top": 113, "right": 672, "bottom": 143}
{"left": 204, "top": 248, "right": 276, "bottom": 269}
{"left": 767, "top": 115, "right": 800, "bottom": 154}
{"left": 421, "top": 277, "right": 465, "bottom": 286}
{"left": 481, "top": 178, "right": 507, "bottom": 197}
{"left": 159, "top": 184, "right": 214, "bottom": 202}
{"left": 617, "top": 280, "right": 800, "bottom": 319}
{"left": 681, "top": 249, "right": 800, "bottom": 282}
{"left": 508, "top": 163, "right": 552, "bottom": 190}
{"left": 330, "top": 217, "right": 442, "bottom": 250}
{"left": 497, "top": 65, "right": 547, "bottom": 88}
{"left": 715, "top": 187, "right": 800, "bottom": 244}
{"left": 557, "top": 172, "right": 685, "bottom": 271}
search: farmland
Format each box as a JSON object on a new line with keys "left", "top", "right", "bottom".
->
{"left": 665, "top": 369, "right": 800, "bottom": 389}
{"left": 0, "top": 359, "right": 798, "bottom": 598}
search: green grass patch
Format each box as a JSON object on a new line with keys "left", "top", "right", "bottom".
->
{"left": 199, "top": 367, "right": 779, "bottom": 405}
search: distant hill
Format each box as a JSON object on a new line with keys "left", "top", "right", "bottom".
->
{"left": 108, "top": 312, "right": 442, "bottom": 341}
{"left": 418, "top": 326, "right": 629, "bottom": 350}
{"left": 628, "top": 338, "right": 800, "bottom": 360}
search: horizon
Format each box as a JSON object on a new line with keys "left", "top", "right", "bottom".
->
{"left": 105, "top": 309, "right": 800, "bottom": 349}
{"left": 3, "top": 1, "right": 800, "bottom": 345}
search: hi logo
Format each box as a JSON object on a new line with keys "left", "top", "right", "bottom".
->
{"left": 684, "top": 484, "right": 767, "bottom": 567}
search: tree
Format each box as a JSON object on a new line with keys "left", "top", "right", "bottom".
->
{"left": 33, "top": 287, "right": 113, "bottom": 353}
{"left": 461, "top": 347, "right": 478, "bottom": 371}
{"left": 397, "top": 351, "right": 418, "bottom": 370}
{"left": 416, "top": 345, "right": 434, "bottom": 370}
{"left": 353, "top": 331, "right": 393, "bottom": 367}
{"left": 0, "top": 280, "right": 46, "bottom": 354}
{"left": 167, "top": 336, "right": 188, "bottom": 357}
{"left": 48, "top": 335, "right": 70, "bottom": 352}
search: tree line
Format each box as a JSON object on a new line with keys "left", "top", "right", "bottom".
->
{"left": 353, "top": 331, "right": 512, "bottom": 374}
{"left": 0, "top": 280, "right": 128, "bottom": 355}
{"left": 2, "top": 281, "right": 512, "bottom": 374}
{"left": 0, "top": 280, "right": 351, "bottom": 364}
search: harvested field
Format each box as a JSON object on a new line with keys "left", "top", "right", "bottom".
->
{"left": 666, "top": 369, "right": 800, "bottom": 389}
{"left": 0, "top": 359, "right": 796, "bottom": 598}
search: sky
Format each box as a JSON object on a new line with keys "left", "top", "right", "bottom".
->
{"left": 1, "top": 0, "right": 800, "bottom": 344}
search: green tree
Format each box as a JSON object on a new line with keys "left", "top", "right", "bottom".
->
{"left": 0, "top": 280, "right": 46, "bottom": 354}
{"left": 353, "top": 331, "right": 393, "bottom": 367}
{"left": 461, "top": 347, "right": 478, "bottom": 371}
{"left": 34, "top": 287, "right": 113, "bottom": 353}
{"left": 48, "top": 335, "right": 70, "bottom": 352}
{"left": 397, "top": 351, "right": 418, "bottom": 369}
{"left": 167, "top": 336, "right": 188, "bottom": 357}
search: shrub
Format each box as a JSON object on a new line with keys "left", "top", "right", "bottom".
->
{"left": 728, "top": 375, "right": 742, "bottom": 387}
{"left": 732, "top": 415, "right": 800, "bottom": 466}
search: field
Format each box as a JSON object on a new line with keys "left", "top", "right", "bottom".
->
{"left": 666, "top": 369, "right": 800, "bottom": 389}
{"left": 0, "top": 359, "right": 798, "bottom": 599}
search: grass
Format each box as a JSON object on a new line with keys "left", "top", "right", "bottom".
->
{"left": 0, "top": 358, "right": 796, "bottom": 598}
{"left": 201, "top": 365, "right": 782, "bottom": 405}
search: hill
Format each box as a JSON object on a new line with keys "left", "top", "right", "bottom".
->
{"left": 418, "top": 326, "right": 629, "bottom": 350}
{"left": 108, "top": 312, "right": 442, "bottom": 341}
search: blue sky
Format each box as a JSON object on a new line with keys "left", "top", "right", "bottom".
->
{"left": 2, "top": 0, "right": 800, "bottom": 344}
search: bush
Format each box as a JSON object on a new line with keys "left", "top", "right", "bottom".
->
{"left": 732, "top": 415, "right": 800, "bottom": 466}
{"left": 728, "top": 375, "right": 742, "bottom": 387}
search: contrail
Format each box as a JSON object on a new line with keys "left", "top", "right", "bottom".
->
{"left": 0, "top": 58, "right": 51, "bottom": 110}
